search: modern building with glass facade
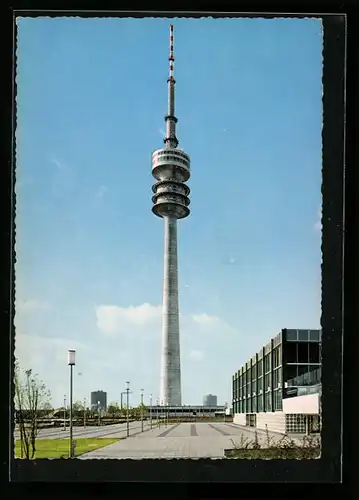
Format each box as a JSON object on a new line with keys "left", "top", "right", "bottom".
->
{"left": 232, "top": 329, "right": 321, "bottom": 434}
{"left": 90, "top": 390, "right": 107, "bottom": 411}
{"left": 203, "top": 394, "right": 218, "bottom": 406}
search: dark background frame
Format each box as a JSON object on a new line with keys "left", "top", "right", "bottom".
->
{"left": 1, "top": 3, "right": 356, "bottom": 495}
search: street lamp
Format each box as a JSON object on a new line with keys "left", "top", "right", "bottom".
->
{"left": 83, "top": 397, "right": 87, "bottom": 428}
{"left": 120, "top": 391, "right": 126, "bottom": 413}
{"left": 149, "top": 394, "right": 153, "bottom": 429}
{"left": 156, "top": 397, "right": 159, "bottom": 427}
{"left": 140, "top": 389, "right": 144, "bottom": 432}
{"left": 126, "top": 382, "right": 130, "bottom": 437}
{"left": 63, "top": 394, "right": 67, "bottom": 431}
{"left": 67, "top": 349, "right": 76, "bottom": 458}
{"left": 97, "top": 401, "right": 101, "bottom": 426}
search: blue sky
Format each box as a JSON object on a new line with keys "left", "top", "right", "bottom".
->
{"left": 15, "top": 17, "right": 323, "bottom": 408}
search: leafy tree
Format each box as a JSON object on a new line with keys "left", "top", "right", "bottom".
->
{"left": 72, "top": 400, "right": 84, "bottom": 417}
{"left": 107, "top": 402, "right": 120, "bottom": 416}
{"left": 14, "top": 360, "right": 51, "bottom": 458}
{"left": 130, "top": 403, "right": 147, "bottom": 420}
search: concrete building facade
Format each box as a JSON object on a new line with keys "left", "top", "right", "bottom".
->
{"left": 232, "top": 329, "right": 321, "bottom": 434}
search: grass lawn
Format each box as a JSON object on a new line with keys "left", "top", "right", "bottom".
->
{"left": 15, "top": 438, "right": 120, "bottom": 459}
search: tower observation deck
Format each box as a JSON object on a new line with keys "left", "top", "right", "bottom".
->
{"left": 151, "top": 25, "right": 190, "bottom": 406}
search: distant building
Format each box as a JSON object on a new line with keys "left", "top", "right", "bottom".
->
{"left": 149, "top": 405, "right": 226, "bottom": 419}
{"left": 91, "top": 390, "right": 107, "bottom": 411}
{"left": 203, "top": 394, "right": 218, "bottom": 407}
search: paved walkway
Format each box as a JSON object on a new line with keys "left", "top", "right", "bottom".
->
{"left": 80, "top": 422, "right": 309, "bottom": 459}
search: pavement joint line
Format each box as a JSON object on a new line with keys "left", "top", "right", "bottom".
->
{"left": 157, "top": 423, "right": 180, "bottom": 438}
{"left": 208, "top": 423, "right": 231, "bottom": 436}
{"left": 190, "top": 424, "right": 198, "bottom": 436}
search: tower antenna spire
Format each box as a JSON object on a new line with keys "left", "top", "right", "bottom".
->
{"left": 164, "top": 24, "right": 178, "bottom": 148}
{"left": 169, "top": 23, "right": 174, "bottom": 79}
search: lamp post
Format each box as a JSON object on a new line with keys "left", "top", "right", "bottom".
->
{"left": 83, "top": 397, "right": 87, "bottom": 428}
{"left": 63, "top": 394, "right": 67, "bottom": 431}
{"left": 97, "top": 401, "right": 101, "bottom": 426}
{"left": 224, "top": 401, "right": 227, "bottom": 423}
{"left": 126, "top": 382, "right": 130, "bottom": 437}
{"left": 149, "top": 394, "right": 153, "bottom": 429}
{"left": 67, "top": 349, "right": 76, "bottom": 458}
{"left": 140, "top": 389, "right": 144, "bottom": 432}
{"left": 121, "top": 391, "right": 126, "bottom": 414}
{"left": 156, "top": 397, "right": 159, "bottom": 427}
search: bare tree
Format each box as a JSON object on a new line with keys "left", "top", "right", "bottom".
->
{"left": 14, "top": 360, "right": 51, "bottom": 458}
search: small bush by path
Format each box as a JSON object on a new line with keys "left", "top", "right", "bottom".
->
{"left": 224, "top": 427, "right": 320, "bottom": 460}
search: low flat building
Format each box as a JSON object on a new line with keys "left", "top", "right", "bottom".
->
{"left": 232, "top": 328, "right": 321, "bottom": 434}
{"left": 148, "top": 405, "right": 226, "bottom": 418}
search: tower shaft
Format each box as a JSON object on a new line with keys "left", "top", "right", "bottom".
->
{"left": 160, "top": 216, "right": 181, "bottom": 406}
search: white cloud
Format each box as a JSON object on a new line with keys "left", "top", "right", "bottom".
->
{"left": 314, "top": 207, "right": 322, "bottom": 232}
{"left": 96, "top": 303, "right": 162, "bottom": 335}
{"left": 95, "top": 302, "right": 235, "bottom": 343}
{"left": 16, "top": 299, "right": 50, "bottom": 314}
{"left": 192, "top": 313, "right": 220, "bottom": 325}
{"left": 189, "top": 349, "right": 204, "bottom": 361}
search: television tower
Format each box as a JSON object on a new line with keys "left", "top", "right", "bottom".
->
{"left": 151, "top": 25, "right": 191, "bottom": 406}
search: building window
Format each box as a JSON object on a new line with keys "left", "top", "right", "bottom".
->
{"left": 257, "top": 360, "right": 263, "bottom": 377}
{"left": 286, "top": 364, "right": 297, "bottom": 380}
{"left": 252, "top": 396, "right": 257, "bottom": 413}
{"left": 273, "top": 390, "right": 282, "bottom": 411}
{"left": 297, "top": 364, "right": 309, "bottom": 377}
{"left": 264, "top": 354, "right": 271, "bottom": 373}
{"left": 309, "top": 330, "right": 320, "bottom": 342}
{"left": 273, "top": 368, "right": 282, "bottom": 388}
{"left": 297, "top": 342, "right": 309, "bottom": 363}
{"left": 265, "top": 392, "right": 272, "bottom": 412}
{"left": 285, "top": 342, "right": 297, "bottom": 363}
{"left": 257, "top": 397, "right": 263, "bottom": 412}
{"left": 258, "top": 377, "right": 263, "bottom": 392}
{"left": 286, "top": 329, "right": 298, "bottom": 341}
{"left": 309, "top": 343, "right": 320, "bottom": 363}
{"left": 298, "top": 330, "right": 309, "bottom": 342}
